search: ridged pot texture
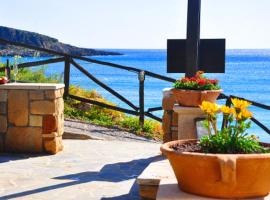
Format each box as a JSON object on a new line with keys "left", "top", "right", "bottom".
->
{"left": 171, "top": 89, "right": 222, "bottom": 107}
{"left": 161, "top": 139, "right": 270, "bottom": 199}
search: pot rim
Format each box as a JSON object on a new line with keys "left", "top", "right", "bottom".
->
{"left": 160, "top": 139, "right": 270, "bottom": 159}
{"left": 171, "top": 88, "right": 223, "bottom": 93}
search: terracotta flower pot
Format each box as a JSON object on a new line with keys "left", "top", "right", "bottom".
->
{"left": 171, "top": 89, "right": 222, "bottom": 107}
{"left": 0, "top": 79, "right": 8, "bottom": 84}
{"left": 160, "top": 139, "right": 270, "bottom": 199}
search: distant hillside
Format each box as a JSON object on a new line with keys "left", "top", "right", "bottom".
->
{"left": 0, "top": 26, "right": 121, "bottom": 56}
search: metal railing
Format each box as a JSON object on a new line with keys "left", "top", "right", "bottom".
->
{"left": 218, "top": 94, "right": 270, "bottom": 135}
{"left": 0, "top": 38, "right": 270, "bottom": 135}
{"left": 0, "top": 38, "right": 176, "bottom": 126}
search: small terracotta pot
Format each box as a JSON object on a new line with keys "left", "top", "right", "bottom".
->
{"left": 160, "top": 139, "right": 270, "bottom": 199}
{"left": 171, "top": 89, "right": 222, "bottom": 107}
{"left": 0, "top": 79, "right": 8, "bottom": 84}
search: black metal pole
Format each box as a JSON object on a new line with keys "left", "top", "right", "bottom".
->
{"left": 185, "top": 0, "right": 201, "bottom": 77}
{"left": 139, "top": 71, "right": 145, "bottom": 127}
{"left": 222, "top": 96, "right": 232, "bottom": 129}
{"left": 5, "top": 59, "right": 10, "bottom": 80}
{"left": 64, "top": 56, "right": 70, "bottom": 99}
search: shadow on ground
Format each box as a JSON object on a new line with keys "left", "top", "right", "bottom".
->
{"left": 0, "top": 155, "right": 164, "bottom": 199}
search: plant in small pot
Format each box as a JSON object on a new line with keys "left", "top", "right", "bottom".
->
{"left": 161, "top": 98, "right": 270, "bottom": 199}
{"left": 172, "top": 71, "right": 222, "bottom": 107}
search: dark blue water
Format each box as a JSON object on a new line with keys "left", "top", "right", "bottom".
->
{"left": 1, "top": 49, "right": 270, "bottom": 141}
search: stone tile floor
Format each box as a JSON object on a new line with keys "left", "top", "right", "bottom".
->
{"left": 0, "top": 140, "right": 162, "bottom": 200}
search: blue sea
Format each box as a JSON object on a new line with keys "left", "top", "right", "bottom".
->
{"left": 1, "top": 49, "right": 270, "bottom": 141}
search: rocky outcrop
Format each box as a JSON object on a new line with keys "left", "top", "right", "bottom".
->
{"left": 0, "top": 26, "right": 121, "bottom": 56}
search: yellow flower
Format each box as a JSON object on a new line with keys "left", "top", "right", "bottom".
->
{"left": 220, "top": 105, "right": 234, "bottom": 115}
{"left": 234, "top": 109, "right": 252, "bottom": 120}
{"left": 231, "top": 98, "right": 252, "bottom": 110}
{"left": 249, "top": 134, "right": 259, "bottom": 141}
{"left": 241, "top": 109, "right": 253, "bottom": 119}
{"left": 200, "top": 101, "right": 219, "bottom": 116}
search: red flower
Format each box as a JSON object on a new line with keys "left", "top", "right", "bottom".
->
{"left": 181, "top": 77, "right": 190, "bottom": 83}
{"left": 195, "top": 70, "right": 204, "bottom": 78}
{"left": 190, "top": 77, "right": 197, "bottom": 82}
{"left": 197, "top": 79, "right": 207, "bottom": 86}
{"left": 210, "top": 79, "right": 218, "bottom": 85}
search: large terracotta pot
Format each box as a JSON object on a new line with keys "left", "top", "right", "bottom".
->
{"left": 160, "top": 139, "right": 270, "bottom": 199}
{"left": 171, "top": 89, "right": 222, "bottom": 107}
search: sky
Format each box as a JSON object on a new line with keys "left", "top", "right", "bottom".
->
{"left": 0, "top": 0, "right": 270, "bottom": 49}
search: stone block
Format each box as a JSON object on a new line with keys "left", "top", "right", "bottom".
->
{"left": 173, "top": 106, "right": 206, "bottom": 140}
{"left": 5, "top": 127, "right": 43, "bottom": 153}
{"left": 29, "top": 90, "right": 44, "bottom": 100}
{"left": 0, "top": 102, "right": 6, "bottom": 114}
{"left": 162, "top": 112, "right": 171, "bottom": 133}
{"left": 0, "top": 90, "right": 7, "bottom": 102}
{"left": 8, "top": 90, "right": 29, "bottom": 126}
{"left": 172, "top": 112, "right": 178, "bottom": 126}
{"left": 57, "top": 113, "right": 64, "bottom": 136}
{"left": 162, "top": 95, "right": 175, "bottom": 111}
{"left": 45, "top": 89, "right": 62, "bottom": 99}
{"left": 31, "top": 100, "right": 56, "bottom": 115}
{"left": 0, "top": 115, "right": 7, "bottom": 133}
{"left": 43, "top": 136, "right": 63, "bottom": 154}
{"left": 56, "top": 98, "right": 64, "bottom": 114}
{"left": 171, "top": 131, "right": 178, "bottom": 141}
{"left": 137, "top": 159, "right": 173, "bottom": 200}
{"left": 60, "top": 88, "right": 65, "bottom": 96}
{"left": 139, "top": 185, "right": 158, "bottom": 200}
{"left": 29, "top": 115, "right": 43, "bottom": 127}
{"left": 0, "top": 134, "right": 4, "bottom": 152}
{"left": 162, "top": 112, "right": 172, "bottom": 143}
{"left": 162, "top": 111, "right": 178, "bottom": 143}
{"left": 42, "top": 132, "right": 58, "bottom": 138}
{"left": 43, "top": 115, "right": 57, "bottom": 133}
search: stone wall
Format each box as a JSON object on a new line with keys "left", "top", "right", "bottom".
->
{"left": 0, "top": 83, "right": 65, "bottom": 154}
{"left": 162, "top": 88, "right": 206, "bottom": 142}
{"left": 162, "top": 89, "right": 178, "bottom": 143}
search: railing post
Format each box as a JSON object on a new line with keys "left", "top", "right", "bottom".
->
{"left": 64, "top": 56, "right": 70, "bottom": 99}
{"left": 139, "top": 70, "right": 145, "bottom": 127}
{"left": 5, "top": 59, "right": 10, "bottom": 80}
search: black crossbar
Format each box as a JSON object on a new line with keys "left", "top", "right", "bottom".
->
{"left": 69, "top": 94, "right": 139, "bottom": 116}
{"left": 17, "top": 57, "right": 65, "bottom": 69}
{"left": 0, "top": 38, "right": 178, "bottom": 82}
{"left": 144, "top": 112, "right": 162, "bottom": 122}
{"left": 147, "top": 106, "right": 163, "bottom": 112}
{"left": 144, "top": 71, "right": 176, "bottom": 83}
{"left": 0, "top": 38, "right": 141, "bottom": 73}
{"left": 251, "top": 117, "right": 270, "bottom": 135}
{"left": 0, "top": 57, "right": 65, "bottom": 72}
{"left": 70, "top": 59, "right": 139, "bottom": 111}
{"left": 11, "top": 57, "right": 65, "bottom": 71}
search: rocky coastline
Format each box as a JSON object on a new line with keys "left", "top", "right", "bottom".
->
{"left": 0, "top": 26, "right": 122, "bottom": 57}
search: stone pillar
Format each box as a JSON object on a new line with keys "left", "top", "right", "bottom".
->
{"left": 0, "top": 90, "right": 7, "bottom": 151}
{"left": 0, "top": 83, "right": 65, "bottom": 154}
{"left": 173, "top": 106, "right": 206, "bottom": 139}
{"left": 162, "top": 88, "right": 178, "bottom": 143}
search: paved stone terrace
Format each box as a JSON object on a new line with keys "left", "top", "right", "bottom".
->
{"left": 0, "top": 139, "right": 162, "bottom": 200}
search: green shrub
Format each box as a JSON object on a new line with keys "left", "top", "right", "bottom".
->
{"left": 174, "top": 71, "right": 221, "bottom": 90}
{"left": 66, "top": 87, "right": 163, "bottom": 140}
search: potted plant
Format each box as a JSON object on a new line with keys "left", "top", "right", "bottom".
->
{"left": 172, "top": 71, "right": 222, "bottom": 107}
{"left": 0, "top": 76, "right": 8, "bottom": 84}
{"left": 161, "top": 98, "right": 270, "bottom": 199}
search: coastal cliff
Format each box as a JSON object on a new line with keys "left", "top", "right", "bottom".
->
{"left": 0, "top": 26, "right": 121, "bottom": 56}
